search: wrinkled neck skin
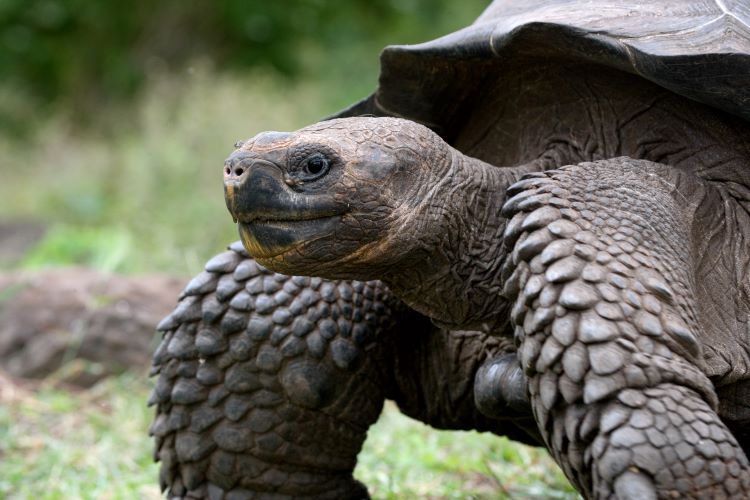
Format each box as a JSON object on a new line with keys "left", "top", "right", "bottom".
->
{"left": 382, "top": 151, "right": 538, "bottom": 333}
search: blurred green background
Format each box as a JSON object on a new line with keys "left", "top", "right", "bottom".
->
{"left": 0, "top": 1, "right": 578, "bottom": 498}
{"left": 0, "top": 0, "right": 495, "bottom": 275}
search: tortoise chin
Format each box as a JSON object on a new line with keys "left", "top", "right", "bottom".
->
{"left": 238, "top": 216, "right": 342, "bottom": 259}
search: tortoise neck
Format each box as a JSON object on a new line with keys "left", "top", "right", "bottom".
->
{"left": 382, "top": 150, "right": 538, "bottom": 332}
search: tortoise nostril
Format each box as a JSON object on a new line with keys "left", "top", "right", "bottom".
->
{"left": 224, "top": 167, "right": 231, "bottom": 176}
{"left": 233, "top": 167, "right": 245, "bottom": 176}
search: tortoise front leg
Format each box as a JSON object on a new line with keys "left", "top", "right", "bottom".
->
{"left": 501, "top": 158, "right": 750, "bottom": 498}
{"left": 150, "top": 243, "right": 396, "bottom": 499}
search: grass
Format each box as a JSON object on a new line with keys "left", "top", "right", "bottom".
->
{"left": 0, "top": 372, "right": 161, "bottom": 499}
{"left": 356, "top": 403, "right": 577, "bottom": 499}
{"left": 0, "top": 371, "right": 576, "bottom": 499}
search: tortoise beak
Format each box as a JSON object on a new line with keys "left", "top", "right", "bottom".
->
{"left": 223, "top": 152, "right": 346, "bottom": 258}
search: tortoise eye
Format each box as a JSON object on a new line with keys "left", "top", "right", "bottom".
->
{"left": 302, "top": 155, "right": 330, "bottom": 178}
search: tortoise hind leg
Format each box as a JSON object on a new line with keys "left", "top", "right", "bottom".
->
{"left": 386, "top": 326, "right": 541, "bottom": 445}
{"left": 501, "top": 158, "right": 750, "bottom": 498}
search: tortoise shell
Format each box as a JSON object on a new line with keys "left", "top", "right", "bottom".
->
{"left": 337, "top": 0, "right": 750, "bottom": 128}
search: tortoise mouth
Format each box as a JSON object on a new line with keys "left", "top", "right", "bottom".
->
{"left": 238, "top": 216, "right": 343, "bottom": 259}
{"left": 225, "top": 159, "right": 348, "bottom": 258}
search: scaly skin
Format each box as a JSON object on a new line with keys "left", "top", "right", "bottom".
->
{"left": 501, "top": 159, "right": 750, "bottom": 498}
{"left": 222, "top": 117, "right": 750, "bottom": 498}
{"left": 150, "top": 241, "right": 538, "bottom": 499}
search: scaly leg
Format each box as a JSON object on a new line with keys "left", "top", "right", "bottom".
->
{"left": 150, "top": 241, "right": 395, "bottom": 499}
{"left": 501, "top": 158, "right": 750, "bottom": 498}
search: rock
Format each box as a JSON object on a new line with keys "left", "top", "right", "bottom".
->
{"left": 0, "top": 267, "right": 185, "bottom": 385}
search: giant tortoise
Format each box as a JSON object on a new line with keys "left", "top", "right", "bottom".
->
{"left": 156, "top": 0, "right": 750, "bottom": 498}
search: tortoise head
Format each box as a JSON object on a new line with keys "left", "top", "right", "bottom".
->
{"left": 224, "top": 117, "right": 452, "bottom": 278}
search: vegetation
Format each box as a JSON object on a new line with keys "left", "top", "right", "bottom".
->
{"left": 0, "top": 0, "right": 488, "bottom": 131}
{"left": 0, "top": 372, "right": 162, "bottom": 499}
{"left": 1, "top": 1, "right": 579, "bottom": 497}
